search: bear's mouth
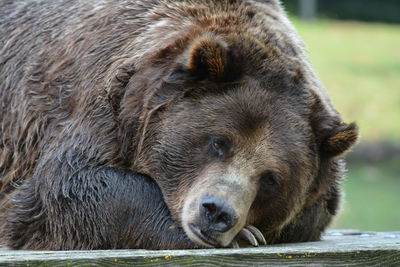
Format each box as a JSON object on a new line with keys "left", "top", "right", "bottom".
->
{"left": 189, "top": 224, "right": 219, "bottom": 247}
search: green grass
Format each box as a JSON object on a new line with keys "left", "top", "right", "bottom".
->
{"left": 331, "top": 159, "right": 400, "bottom": 231}
{"left": 292, "top": 18, "right": 400, "bottom": 141}
{"left": 290, "top": 19, "right": 400, "bottom": 231}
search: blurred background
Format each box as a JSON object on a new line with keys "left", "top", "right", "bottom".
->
{"left": 281, "top": 0, "right": 400, "bottom": 231}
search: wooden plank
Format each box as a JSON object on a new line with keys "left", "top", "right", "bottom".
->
{"left": 0, "top": 230, "right": 399, "bottom": 266}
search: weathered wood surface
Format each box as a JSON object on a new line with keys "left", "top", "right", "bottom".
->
{"left": 0, "top": 230, "right": 399, "bottom": 266}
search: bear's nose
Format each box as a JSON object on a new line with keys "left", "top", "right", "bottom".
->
{"left": 200, "top": 195, "right": 237, "bottom": 233}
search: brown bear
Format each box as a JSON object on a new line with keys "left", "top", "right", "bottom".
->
{"left": 0, "top": 0, "right": 358, "bottom": 250}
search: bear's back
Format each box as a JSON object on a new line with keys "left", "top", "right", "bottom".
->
{"left": 0, "top": 0, "right": 152, "bottom": 192}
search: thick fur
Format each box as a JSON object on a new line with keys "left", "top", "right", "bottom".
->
{"left": 0, "top": 0, "right": 357, "bottom": 250}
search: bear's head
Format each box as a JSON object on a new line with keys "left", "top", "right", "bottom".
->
{"left": 118, "top": 33, "right": 358, "bottom": 247}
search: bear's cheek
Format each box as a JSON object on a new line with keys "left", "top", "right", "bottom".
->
{"left": 247, "top": 174, "right": 312, "bottom": 234}
{"left": 247, "top": 192, "right": 298, "bottom": 231}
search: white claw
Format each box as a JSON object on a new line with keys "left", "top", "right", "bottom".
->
{"left": 230, "top": 239, "right": 239, "bottom": 248}
{"left": 246, "top": 225, "right": 267, "bottom": 245}
{"left": 230, "top": 225, "right": 267, "bottom": 248}
{"left": 239, "top": 227, "right": 259, "bottom": 247}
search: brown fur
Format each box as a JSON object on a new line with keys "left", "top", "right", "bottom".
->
{"left": 0, "top": 0, "right": 358, "bottom": 249}
{"left": 187, "top": 34, "right": 229, "bottom": 80}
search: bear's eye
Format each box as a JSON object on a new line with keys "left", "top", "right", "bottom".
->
{"left": 260, "top": 171, "right": 281, "bottom": 191}
{"left": 209, "top": 137, "right": 230, "bottom": 158}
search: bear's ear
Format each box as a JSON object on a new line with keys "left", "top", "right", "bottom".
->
{"left": 311, "top": 95, "right": 359, "bottom": 159}
{"left": 166, "top": 34, "right": 239, "bottom": 83}
{"left": 320, "top": 122, "right": 359, "bottom": 158}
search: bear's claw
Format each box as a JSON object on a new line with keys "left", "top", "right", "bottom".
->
{"left": 246, "top": 225, "right": 267, "bottom": 246}
{"left": 239, "top": 227, "right": 259, "bottom": 246}
{"left": 230, "top": 239, "right": 240, "bottom": 248}
{"left": 229, "top": 225, "right": 267, "bottom": 248}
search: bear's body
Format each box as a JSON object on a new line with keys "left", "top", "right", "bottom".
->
{"left": 0, "top": 0, "right": 357, "bottom": 250}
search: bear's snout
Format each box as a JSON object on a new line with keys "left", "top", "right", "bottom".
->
{"left": 181, "top": 165, "right": 260, "bottom": 248}
{"left": 186, "top": 194, "right": 239, "bottom": 248}
{"left": 199, "top": 195, "right": 238, "bottom": 233}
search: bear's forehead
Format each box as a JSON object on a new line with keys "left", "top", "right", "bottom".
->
{"left": 168, "top": 81, "right": 314, "bottom": 163}
{"left": 187, "top": 81, "right": 311, "bottom": 134}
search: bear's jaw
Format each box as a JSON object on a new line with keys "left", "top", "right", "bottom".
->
{"left": 188, "top": 224, "right": 220, "bottom": 247}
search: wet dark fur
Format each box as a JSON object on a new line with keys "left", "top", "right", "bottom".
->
{"left": 0, "top": 0, "right": 357, "bottom": 249}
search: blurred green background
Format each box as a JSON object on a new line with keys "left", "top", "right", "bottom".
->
{"left": 282, "top": 0, "right": 400, "bottom": 231}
